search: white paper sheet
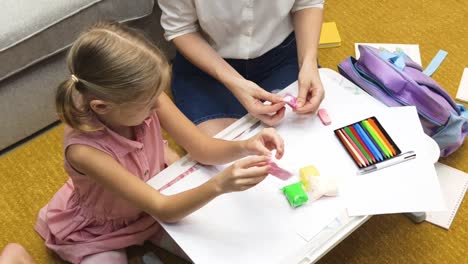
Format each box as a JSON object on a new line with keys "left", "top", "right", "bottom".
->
{"left": 426, "top": 163, "right": 468, "bottom": 229}
{"left": 156, "top": 81, "right": 352, "bottom": 264}
{"left": 160, "top": 163, "right": 346, "bottom": 264}
{"left": 227, "top": 118, "right": 345, "bottom": 242}
{"left": 340, "top": 107, "right": 446, "bottom": 216}
{"left": 355, "top": 43, "right": 422, "bottom": 66}
{"left": 456, "top": 68, "right": 468, "bottom": 103}
{"left": 292, "top": 197, "right": 344, "bottom": 241}
{"left": 147, "top": 69, "right": 443, "bottom": 263}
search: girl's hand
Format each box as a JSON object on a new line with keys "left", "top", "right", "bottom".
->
{"left": 229, "top": 78, "right": 286, "bottom": 126}
{"left": 295, "top": 61, "right": 325, "bottom": 114}
{"left": 244, "top": 128, "right": 284, "bottom": 159}
{"left": 212, "top": 155, "right": 270, "bottom": 193}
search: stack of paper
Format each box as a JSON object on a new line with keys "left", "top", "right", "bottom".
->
{"left": 456, "top": 68, "right": 468, "bottom": 102}
{"left": 426, "top": 163, "right": 468, "bottom": 229}
{"left": 339, "top": 107, "right": 445, "bottom": 216}
{"left": 319, "top": 22, "right": 341, "bottom": 48}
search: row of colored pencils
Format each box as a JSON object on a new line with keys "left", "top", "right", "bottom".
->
{"left": 335, "top": 117, "right": 400, "bottom": 168}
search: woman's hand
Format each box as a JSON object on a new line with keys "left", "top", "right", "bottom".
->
{"left": 212, "top": 155, "right": 270, "bottom": 193}
{"left": 244, "top": 128, "right": 284, "bottom": 159}
{"left": 229, "top": 78, "right": 286, "bottom": 126}
{"left": 295, "top": 61, "right": 325, "bottom": 114}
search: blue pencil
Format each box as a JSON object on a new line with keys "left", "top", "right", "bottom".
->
{"left": 354, "top": 123, "right": 384, "bottom": 161}
{"left": 360, "top": 122, "right": 387, "bottom": 160}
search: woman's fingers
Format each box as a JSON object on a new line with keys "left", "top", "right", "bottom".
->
{"left": 256, "top": 106, "right": 286, "bottom": 126}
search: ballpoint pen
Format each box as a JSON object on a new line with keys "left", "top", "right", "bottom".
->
{"left": 358, "top": 151, "right": 416, "bottom": 175}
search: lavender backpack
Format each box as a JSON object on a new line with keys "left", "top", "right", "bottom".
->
{"left": 338, "top": 45, "right": 468, "bottom": 157}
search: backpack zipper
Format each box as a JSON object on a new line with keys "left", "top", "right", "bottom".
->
{"left": 351, "top": 62, "right": 443, "bottom": 126}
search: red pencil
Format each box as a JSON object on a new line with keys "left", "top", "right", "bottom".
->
{"left": 341, "top": 129, "right": 369, "bottom": 166}
{"left": 337, "top": 129, "right": 366, "bottom": 167}
{"left": 349, "top": 125, "right": 376, "bottom": 163}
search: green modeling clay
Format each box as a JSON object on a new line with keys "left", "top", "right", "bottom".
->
{"left": 281, "top": 182, "right": 308, "bottom": 208}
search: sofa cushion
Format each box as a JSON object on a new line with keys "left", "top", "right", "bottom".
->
{"left": 0, "top": 0, "right": 154, "bottom": 82}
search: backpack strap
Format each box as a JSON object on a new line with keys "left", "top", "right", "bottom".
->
{"left": 423, "top": 50, "right": 448, "bottom": 76}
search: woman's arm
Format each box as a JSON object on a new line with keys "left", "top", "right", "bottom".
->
{"left": 293, "top": 7, "right": 323, "bottom": 69}
{"left": 156, "top": 93, "right": 284, "bottom": 164}
{"left": 172, "top": 32, "right": 285, "bottom": 126}
{"left": 66, "top": 144, "right": 269, "bottom": 223}
{"left": 293, "top": 7, "right": 325, "bottom": 114}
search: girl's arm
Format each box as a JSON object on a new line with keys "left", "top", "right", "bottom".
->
{"left": 292, "top": 7, "right": 325, "bottom": 114}
{"left": 156, "top": 93, "right": 284, "bottom": 165}
{"left": 172, "top": 32, "right": 285, "bottom": 126}
{"left": 66, "top": 144, "right": 269, "bottom": 223}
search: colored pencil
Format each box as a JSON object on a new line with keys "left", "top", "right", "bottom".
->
{"left": 341, "top": 128, "right": 369, "bottom": 166}
{"left": 360, "top": 122, "right": 386, "bottom": 160}
{"left": 354, "top": 123, "right": 383, "bottom": 162}
{"left": 362, "top": 120, "right": 392, "bottom": 158}
{"left": 349, "top": 125, "right": 376, "bottom": 163}
{"left": 367, "top": 118, "right": 398, "bottom": 156}
{"left": 344, "top": 126, "right": 374, "bottom": 164}
{"left": 337, "top": 129, "right": 365, "bottom": 167}
{"left": 365, "top": 119, "right": 394, "bottom": 157}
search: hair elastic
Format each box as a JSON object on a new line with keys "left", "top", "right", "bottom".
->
{"left": 71, "top": 74, "right": 79, "bottom": 84}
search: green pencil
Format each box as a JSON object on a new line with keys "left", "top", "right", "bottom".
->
{"left": 344, "top": 126, "right": 373, "bottom": 164}
{"left": 362, "top": 120, "right": 391, "bottom": 158}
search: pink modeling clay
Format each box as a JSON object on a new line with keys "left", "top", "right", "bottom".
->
{"left": 318, "top": 108, "right": 331, "bottom": 125}
{"left": 282, "top": 93, "right": 298, "bottom": 109}
{"left": 268, "top": 160, "right": 293, "bottom": 180}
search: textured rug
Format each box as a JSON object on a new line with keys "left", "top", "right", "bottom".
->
{"left": 1, "top": 0, "right": 467, "bottom": 263}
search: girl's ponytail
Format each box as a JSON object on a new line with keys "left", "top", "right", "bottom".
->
{"left": 55, "top": 76, "right": 93, "bottom": 131}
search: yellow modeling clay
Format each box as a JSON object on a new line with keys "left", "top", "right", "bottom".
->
{"left": 299, "top": 165, "right": 320, "bottom": 191}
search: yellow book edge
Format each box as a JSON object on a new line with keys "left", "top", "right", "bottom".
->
{"left": 319, "top": 22, "right": 341, "bottom": 49}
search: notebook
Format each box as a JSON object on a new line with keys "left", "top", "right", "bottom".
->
{"left": 426, "top": 163, "right": 468, "bottom": 229}
{"left": 456, "top": 68, "right": 468, "bottom": 103}
{"left": 319, "top": 22, "right": 341, "bottom": 48}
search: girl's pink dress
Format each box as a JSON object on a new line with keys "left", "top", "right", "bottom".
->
{"left": 35, "top": 113, "right": 166, "bottom": 263}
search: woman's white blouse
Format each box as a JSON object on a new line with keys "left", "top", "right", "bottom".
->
{"left": 158, "top": 0, "right": 324, "bottom": 59}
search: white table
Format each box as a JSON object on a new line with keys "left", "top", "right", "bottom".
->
{"left": 147, "top": 68, "right": 440, "bottom": 264}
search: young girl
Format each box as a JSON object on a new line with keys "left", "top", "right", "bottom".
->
{"left": 35, "top": 22, "right": 284, "bottom": 264}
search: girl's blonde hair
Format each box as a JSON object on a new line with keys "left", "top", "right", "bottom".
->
{"left": 56, "top": 21, "right": 170, "bottom": 131}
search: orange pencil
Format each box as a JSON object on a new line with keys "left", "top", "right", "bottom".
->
{"left": 337, "top": 129, "right": 366, "bottom": 167}
{"left": 367, "top": 118, "right": 397, "bottom": 156}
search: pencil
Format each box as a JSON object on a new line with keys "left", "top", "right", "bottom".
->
{"left": 349, "top": 125, "right": 376, "bottom": 163}
{"left": 340, "top": 129, "right": 368, "bottom": 166}
{"left": 365, "top": 119, "right": 394, "bottom": 157}
{"left": 362, "top": 120, "right": 392, "bottom": 159}
{"left": 367, "top": 118, "right": 398, "bottom": 156}
{"left": 359, "top": 122, "right": 385, "bottom": 161}
{"left": 344, "top": 126, "right": 373, "bottom": 164}
{"left": 337, "top": 129, "right": 365, "bottom": 167}
{"left": 354, "top": 123, "right": 383, "bottom": 162}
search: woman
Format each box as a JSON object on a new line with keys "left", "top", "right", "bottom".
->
{"left": 159, "top": 0, "right": 325, "bottom": 135}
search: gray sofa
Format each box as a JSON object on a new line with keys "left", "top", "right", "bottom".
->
{"left": 0, "top": 0, "right": 174, "bottom": 151}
